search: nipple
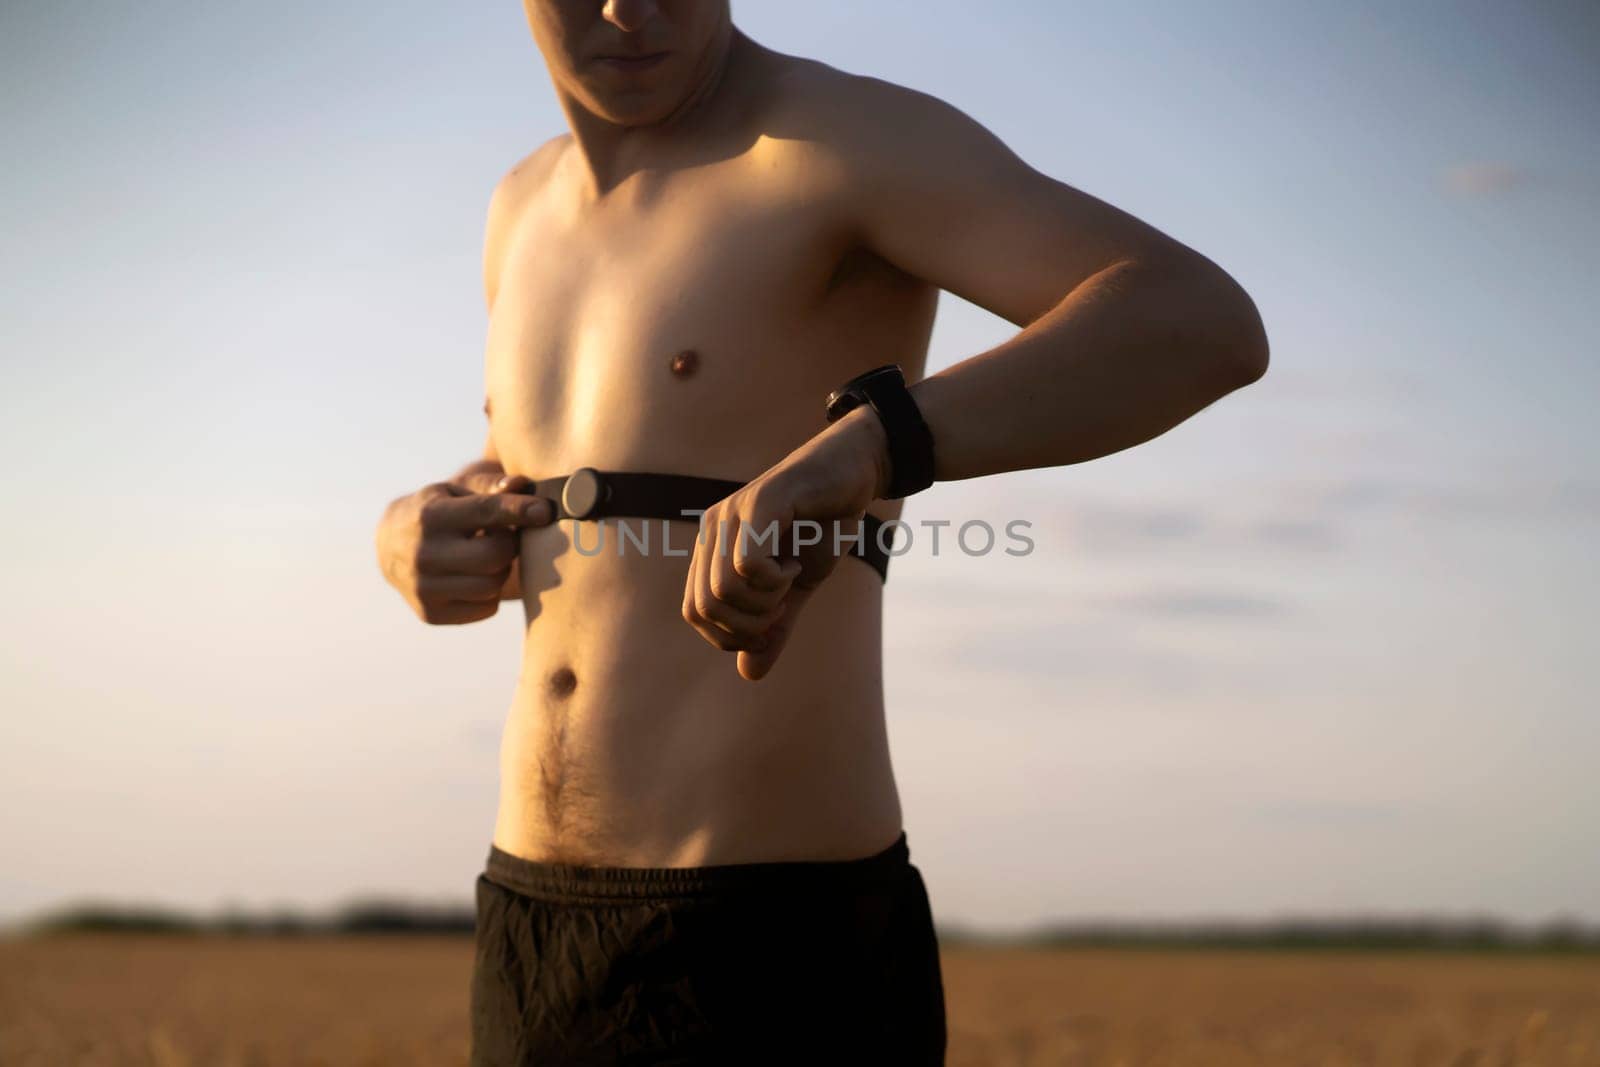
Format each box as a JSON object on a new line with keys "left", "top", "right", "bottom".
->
{"left": 668, "top": 349, "right": 700, "bottom": 379}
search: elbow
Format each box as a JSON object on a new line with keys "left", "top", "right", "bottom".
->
{"left": 1135, "top": 248, "right": 1269, "bottom": 389}
{"left": 1224, "top": 285, "right": 1270, "bottom": 387}
{"left": 1186, "top": 257, "right": 1270, "bottom": 389}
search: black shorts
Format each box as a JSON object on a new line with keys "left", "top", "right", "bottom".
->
{"left": 470, "top": 833, "right": 946, "bottom": 1065}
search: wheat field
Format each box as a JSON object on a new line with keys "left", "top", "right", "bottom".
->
{"left": 2, "top": 936, "right": 1598, "bottom": 1065}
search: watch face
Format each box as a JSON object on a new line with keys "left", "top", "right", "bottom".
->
{"left": 828, "top": 364, "right": 903, "bottom": 421}
{"left": 828, "top": 393, "right": 863, "bottom": 418}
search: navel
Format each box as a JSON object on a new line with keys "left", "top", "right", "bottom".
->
{"left": 547, "top": 665, "right": 578, "bottom": 699}
{"left": 668, "top": 348, "right": 700, "bottom": 379}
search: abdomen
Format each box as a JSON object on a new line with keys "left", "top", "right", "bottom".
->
{"left": 491, "top": 518, "right": 901, "bottom": 868}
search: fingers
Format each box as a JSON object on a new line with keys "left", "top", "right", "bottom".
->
{"left": 393, "top": 479, "right": 546, "bottom": 626}
{"left": 731, "top": 501, "right": 797, "bottom": 594}
{"left": 737, "top": 581, "right": 817, "bottom": 682}
{"left": 416, "top": 572, "right": 507, "bottom": 604}
{"left": 454, "top": 469, "right": 533, "bottom": 495}
{"left": 416, "top": 527, "right": 521, "bottom": 576}
{"left": 424, "top": 480, "right": 473, "bottom": 499}
{"left": 682, "top": 507, "right": 794, "bottom": 653}
{"left": 416, "top": 596, "right": 502, "bottom": 626}
{"left": 714, "top": 490, "right": 801, "bottom": 612}
{"left": 422, "top": 488, "right": 554, "bottom": 534}
{"left": 680, "top": 471, "right": 860, "bottom": 679}
{"left": 714, "top": 518, "right": 795, "bottom": 615}
{"left": 493, "top": 474, "right": 537, "bottom": 494}
{"left": 685, "top": 581, "right": 788, "bottom": 652}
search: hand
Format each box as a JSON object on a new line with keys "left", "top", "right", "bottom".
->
{"left": 376, "top": 476, "right": 554, "bottom": 624}
{"left": 681, "top": 406, "right": 891, "bottom": 681}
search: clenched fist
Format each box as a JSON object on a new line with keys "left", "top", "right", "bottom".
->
{"left": 376, "top": 477, "right": 554, "bottom": 624}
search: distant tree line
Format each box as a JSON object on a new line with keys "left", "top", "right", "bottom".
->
{"left": 29, "top": 899, "right": 476, "bottom": 936}
{"left": 937, "top": 916, "right": 1600, "bottom": 952}
{"left": 25, "top": 905, "right": 1600, "bottom": 951}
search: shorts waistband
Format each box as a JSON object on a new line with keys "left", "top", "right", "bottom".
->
{"left": 483, "top": 833, "right": 911, "bottom": 903}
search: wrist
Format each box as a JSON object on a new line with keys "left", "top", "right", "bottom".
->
{"left": 836, "top": 404, "right": 894, "bottom": 500}
{"left": 905, "top": 376, "right": 944, "bottom": 483}
{"left": 823, "top": 363, "right": 937, "bottom": 499}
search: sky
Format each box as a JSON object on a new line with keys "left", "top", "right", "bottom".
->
{"left": 1, "top": 1, "right": 1596, "bottom": 930}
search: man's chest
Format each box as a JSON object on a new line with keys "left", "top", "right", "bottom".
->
{"left": 484, "top": 153, "right": 921, "bottom": 479}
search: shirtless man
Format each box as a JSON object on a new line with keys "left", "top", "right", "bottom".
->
{"left": 374, "top": 2, "right": 1268, "bottom": 1062}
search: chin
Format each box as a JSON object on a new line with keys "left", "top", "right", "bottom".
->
{"left": 575, "top": 73, "right": 693, "bottom": 127}
{"left": 589, "top": 96, "right": 679, "bottom": 127}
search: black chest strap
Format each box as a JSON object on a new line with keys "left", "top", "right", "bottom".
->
{"left": 529, "top": 468, "right": 892, "bottom": 582}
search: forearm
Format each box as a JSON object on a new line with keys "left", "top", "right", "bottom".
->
{"left": 910, "top": 255, "right": 1269, "bottom": 482}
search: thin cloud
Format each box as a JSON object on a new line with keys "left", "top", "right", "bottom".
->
{"left": 1301, "top": 475, "right": 1600, "bottom": 522}
{"left": 1249, "top": 798, "right": 1410, "bottom": 827}
{"left": 1249, "top": 517, "right": 1343, "bottom": 552}
{"left": 1441, "top": 162, "right": 1528, "bottom": 199}
{"left": 1054, "top": 505, "right": 1209, "bottom": 554}
{"left": 1027, "top": 497, "right": 1345, "bottom": 557}
{"left": 907, "top": 617, "right": 1228, "bottom": 699}
{"left": 1099, "top": 589, "right": 1293, "bottom": 620}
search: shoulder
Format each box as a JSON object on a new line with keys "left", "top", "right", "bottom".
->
{"left": 482, "top": 134, "right": 568, "bottom": 309}
{"left": 751, "top": 51, "right": 1022, "bottom": 215}
{"left": 487, "top": 133, "right": 569, "bottom": 235}
{"left": 765, "top": 53, "right": 999, "bottom": 167}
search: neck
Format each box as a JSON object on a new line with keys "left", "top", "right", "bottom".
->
{"left": 558, "top": 20, "right": 746, "bottom": 201}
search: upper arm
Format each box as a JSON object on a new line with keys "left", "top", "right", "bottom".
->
{"left": 482, "top": 181, "right": 513, "bottom": 314}
{"left": 482, "top": 167, "right": 526, "bottom": 315}
{"left": 829, "top": 78, "right": 1201, "bottom": 327}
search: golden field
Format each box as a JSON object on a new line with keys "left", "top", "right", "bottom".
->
{"left": 2, "top": 935, "right": 1598, "bottom": 1065}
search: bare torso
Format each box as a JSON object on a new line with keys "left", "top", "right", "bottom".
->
{"left": 484, "top": 47, "right": 936, "bottom": 867}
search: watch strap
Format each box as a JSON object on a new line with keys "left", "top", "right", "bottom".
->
{"left": 826, "top": 364, "right": 936, "bottom": 499}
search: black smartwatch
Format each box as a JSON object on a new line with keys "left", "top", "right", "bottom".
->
{"left": 825, "top": 363, "right": 937, "bottom": 499}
